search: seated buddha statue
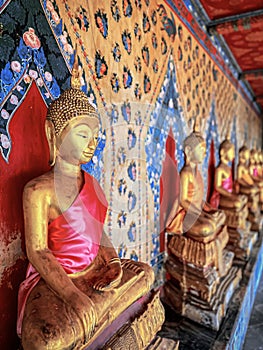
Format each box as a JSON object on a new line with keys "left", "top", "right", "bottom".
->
{"left": 17, "top": 57, "right": 163, "bottom": 350}
{"left": 164, "top": 125, "right": 241, "bottom": 330}
{"left": 166, "top": 126, "right": 227, "bottom": 275}
{"left": 210, "top": 136, "right": 259, "bottom": 260}
{"left": 250, "top": 148, "right": 263, "bottom": 211}
{"left": 212, "top": 139, "right": 247, "bottom": 211}
{"left": 237, "top": 145, "right": 261, "bottom": 230}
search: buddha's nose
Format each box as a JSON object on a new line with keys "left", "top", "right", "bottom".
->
{"left": 88, "top": 138, "right": 96, "bottom": 151}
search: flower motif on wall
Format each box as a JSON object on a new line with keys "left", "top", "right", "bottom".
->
{"left": 134, "top": 23, "right": 142, "bottom": 41}
{"left": 110, "top": 104, "right": 119, "bottom": 124}
{"left": 95, "top": 50, "right": 108, "bottom": 79}
{"left": 127, "top": 161, "right": 137, "bottom": 181}
{"left": 121, "top": 100, "right": 131, "bottom": 123}
{"left": 123, "top": 66, "right": 133, "bottom": 89}
{"left": 95, "top": 9, "right": 108, "bottom": 39}
{"left": 127, "top": 128, "right": 137, "bottom": 149}
{"left": 142, "top": 12, "right": 151, "bottom": 33}
{"left": 111, "top": 0, "right": 121, "bottom": 22}
{"left": 152, "top": 59, "right": 159, "bottom": 73}
{"left": 74, "top": 5, "right": 89, "bottom": 32}
{"left": 122, "top": 0, "right": 133, "bottom": 17}
{"left": 134, "top": 83, "right": 142, "bottom": 100}
{"left": 122, "top": 30, "right": 132, "bottom": 55}
{"left": 128, "top": 191, "right": 137, "bottom": 212}
{"left": 10, "top": 61, "right": 21, "bottom": 73}
{"left": 127, "top": 222, "right": 136, "bottom": 242}
{"left": 134, "top": 56, "right": 142, "bottom": 72}
{"left": 118, "top": 178, "right": 127, "bottom": 196}
{"left": 112, "top": 42, "right": 121, "bottom": 62}
{"left": 22, "top": 28, "right": 41, "bottom": 49}
{"left": 117, "top": 147, "right": 126, "bottom": 165}
{"left": 143, "top": 74, "right": 151, "bottom": 93}
{"left": 0, "top": 134, "right": 10, "bottom": 150}
{"left": 141, "top": 45, "right": 150, "bottom": 66}
{"left": 110, "top": 73, "right": 120, "bottom": 93}
{"left": 1, "top": 109, "right": 9, "bottom": 120}
{"left": 117, "top": 210, "right": 127, "bottom": 228}
{"left": 161, "top": 37, "right": 167, "bottom": 55}
{"left": 134, "top": 0, "right": 142, "bottom": 10}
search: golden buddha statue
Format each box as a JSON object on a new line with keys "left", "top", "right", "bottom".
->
{"left": 17, "top": 55, "right": 164, "bottom": 350}
{"left": 164, "top": 122, "right": 241, "bottom": 330}
{"left": 237, "top": 145, "right": 261, "bottom": 231}
{"left": 249, "top": 148, "right": 263, "bottom": 211}
{"left": 211, "top": 133, "right": 257, "bottom": 261}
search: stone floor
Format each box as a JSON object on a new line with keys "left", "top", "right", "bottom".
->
{"left": 243, "top": 272, "right": 263, "bottom": 350}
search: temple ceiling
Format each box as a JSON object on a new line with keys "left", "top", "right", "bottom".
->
{"left": 187, "top": 0, "right": 263, "bottom": 112}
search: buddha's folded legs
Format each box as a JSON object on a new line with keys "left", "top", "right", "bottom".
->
{"left": 21, "top": 260, "right": 154, "bottom": 350}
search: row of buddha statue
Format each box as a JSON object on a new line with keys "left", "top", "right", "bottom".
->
{"left": 16, "top": 52, "right": 262, "bottom": 349}
{"left": 164, "top": 123, "right": 262, "bottom": 330}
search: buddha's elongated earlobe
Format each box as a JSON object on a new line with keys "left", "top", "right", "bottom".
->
{"left": 45, "top": 119, "right": 56, "bottom": 166}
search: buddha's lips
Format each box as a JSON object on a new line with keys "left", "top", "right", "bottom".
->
{"left": 83, "top": 151, "right": 93, "bottom": 157}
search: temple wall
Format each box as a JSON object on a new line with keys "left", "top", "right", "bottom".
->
{"left": 0, "top": 0, "right": 262, "bottom": 347}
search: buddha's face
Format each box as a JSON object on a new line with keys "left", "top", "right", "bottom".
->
{"left": 190, "top": 141, "right": 206, "bottom": 164}
{"left": 239, "top": 149, "right": 249, "bottom": 162}
{"left": 225, "top": 145, "right": 235, "bottom": 162}
{"left": 56, "top": 116, "right": 99, "bottom": 165}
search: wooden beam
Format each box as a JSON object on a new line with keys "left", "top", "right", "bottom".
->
{"left": 207, "top": 9, "right": 263, "bottom": 29}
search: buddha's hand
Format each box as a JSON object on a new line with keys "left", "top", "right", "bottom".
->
{"left": 68, "top": 290, "right": 97, "bottom": 343}
{"left": 93, "top": 259, "right": 123, "bottom": 291}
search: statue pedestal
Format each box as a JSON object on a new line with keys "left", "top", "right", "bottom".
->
{"left": 164, "top": 228, "right": 242, "bottom": 331}
{"left": 227, "top": 227, "right": 258, "bottom": 261}
{"left": 87, "top": 290, "right": 165, "bottom": 350}
{"left": 158, "top": 231, "right": 263, "bottom": 349}
{"left": 220, "top": 206, "right": 258, "bottom": 261}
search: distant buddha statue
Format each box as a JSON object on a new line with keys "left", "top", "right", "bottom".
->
{"left": 166, "top": 124, "right": 226, "bottom": 240}
{"left": 164, "top": 120, "right": 240, "bottom": 331}
{"left": 17, "top": 55, "right": 164, "bottom": 350}
{"left": 166, "top": 121, "right": 227, "bottom": 275}
{"left": 211, "top": 128, "right": 257, "bottom": 260}
{"left": 237, "top": 145, "right": 261, "bottom": 230}
{"left": 212, "top": 137, "right": 247, "bottom": 212}
{"left": 249, "top": 148, "right": 263, "bottom": 210}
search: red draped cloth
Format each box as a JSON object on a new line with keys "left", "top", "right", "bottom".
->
{"left": 210, "top": 174, "right": 233, "bottom": 208}
{"left": 17, "top": 172, "right": 108, "bottom": 336}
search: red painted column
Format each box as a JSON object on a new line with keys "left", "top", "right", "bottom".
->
{"left": 0, "top": 82, "right": 50, "bottom": 349}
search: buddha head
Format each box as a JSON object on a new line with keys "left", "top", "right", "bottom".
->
{"left": 250, "top": 149, "right": 258, "bottom": 166}
{"left": 219, "top": 140, "right": 235, "bottom": 164}
{"left": 183, "top": 131, "right": 206, "bottom": 165}
{"left": 239, "top": 145, "right": 250, "bottom": 164}
{"left": 45, "top": 55, "right": 100, "bottom": 166}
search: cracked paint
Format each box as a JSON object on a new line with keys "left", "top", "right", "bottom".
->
{"left": 0, "top": 232, "right": 25, "bottom": 288}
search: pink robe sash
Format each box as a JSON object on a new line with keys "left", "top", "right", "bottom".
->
{"left": 17, "top": 172, "right": 108, "bottom": 336}
{"left": 210, "top": 173, "right": 233, "bottom": 208}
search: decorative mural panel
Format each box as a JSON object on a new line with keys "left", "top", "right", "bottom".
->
{"left": 0, "top": 0, "right": 262, "bottom": 268}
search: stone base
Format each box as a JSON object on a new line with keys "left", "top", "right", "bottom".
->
{"left": 163, "top": 265, "right": 241, "bottom": 331}
{"left": 165, "top": 249, "right": 234, "bottom": 303}
{"left": 86, "top": 290, "right": 165, "bottom": 350}
{"left": 158, "top": 231, "right": 263, "bottom": 350}
{"left": 227, "top": 225, "right": 258, "bottom": 261}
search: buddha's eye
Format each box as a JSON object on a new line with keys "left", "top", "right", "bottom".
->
{"left": 77, "top": 133, "right": 89, "bottom": 139}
